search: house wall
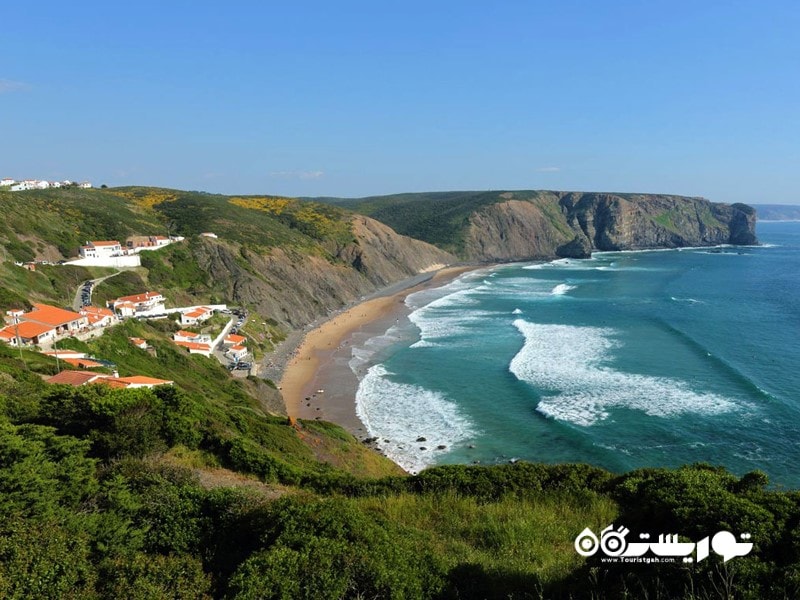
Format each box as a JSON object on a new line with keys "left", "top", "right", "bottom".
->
{"left": 67, "top": 256, "right": 142, "bottom": 268}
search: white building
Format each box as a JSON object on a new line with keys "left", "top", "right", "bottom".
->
{"left": 180, "top": 306, "right": 214, "bottom": 326}
{"left": 173, "top": 330, "right": 212, "bottom": 344}
{"left": 79, "top": 240, "right": 123, "bottom": 259}
{"left": 10, "top": 180, "right": 36, "bottom": 191}
{"left": 0, "top": 178, "right": 14, "bottom": 187}
{"left": 79, "top": 181, "right": 93, "bottom": 189}
{"left": 108, "top": 291, "right": 166, "bottom": 317}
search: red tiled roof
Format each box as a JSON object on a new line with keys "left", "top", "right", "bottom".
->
{"left": 47, "top": 370, "right": 104, "bottom": 386}
{"left": 184, "top": 307, "right": 211, "bottom": 319}
{"left": 114, "top": 291, "right": 162, "bottom": 304}
{"left": 175, "top": 330, "right": 200, "bottom": 339}
{"left": 174, "top": 341, "right": 211, "bottom": 352}
{"left": 1, "top": 321, "right": 54, "bottom": 339}
{"left": 82, "top": 306, "right": 114, "bottom": 317}
{"left": 25, "top": 304, "right": 84, "bottom": 327}
{"left": 225, "top": 334, "right": 246, "bottom": 344}
{"left": 63, "top": 357, "right": 104, "bottom": 368}
{"left": 98, "top": 378, "right": 128, "bottom": 388}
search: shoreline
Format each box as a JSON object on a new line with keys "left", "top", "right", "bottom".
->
{"left": 277, "top": 264, "right": 485, "bottom": 438}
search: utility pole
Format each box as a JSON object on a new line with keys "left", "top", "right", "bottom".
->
{"left": 13, "top": 316, "right": 24, "bottom": 364}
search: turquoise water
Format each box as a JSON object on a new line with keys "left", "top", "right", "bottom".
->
{"left": 352, "top": 222, "right": 800, "bottom": 487}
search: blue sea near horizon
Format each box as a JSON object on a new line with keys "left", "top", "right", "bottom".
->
{"left": 351, "top": 222, "right": 800, "bottom": 486}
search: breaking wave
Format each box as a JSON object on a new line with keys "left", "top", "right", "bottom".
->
{"left": 509, "top": 319, "right": 739, "bottom": 426}
{"left": 355, "top": 364, "right": 476, "bottom": 473}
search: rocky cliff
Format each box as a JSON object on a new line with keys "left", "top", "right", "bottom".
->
{"left": 192, "top": 215, "right": 454, "bottom": 329}
{"left": 462, "top": 192, "right": 757, "bottom": 261}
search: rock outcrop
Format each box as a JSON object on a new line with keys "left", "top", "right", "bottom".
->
{"left": 462, "top": 192, "right": 757, "bottom": 261}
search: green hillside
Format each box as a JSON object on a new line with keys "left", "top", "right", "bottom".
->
{"left": 0, "top": 186, "right": 358, "bottom": 324}
{"left": 326, "top": 190, "right": 519, "bottom": 254}
{"left": 0, "top": 186, "right": 355, "bottom": 262}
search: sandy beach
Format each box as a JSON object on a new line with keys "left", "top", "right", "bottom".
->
{"left": 278, "top": 265, "right": 482, "bottom": 435}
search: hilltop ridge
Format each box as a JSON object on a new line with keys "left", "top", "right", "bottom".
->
{"left": 324, "top": 189, "right": 758, "bottom": 260}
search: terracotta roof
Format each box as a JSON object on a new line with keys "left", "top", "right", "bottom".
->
{"left": 47, "top": 370, "right": 104, "bottom": 386}
{"left": 25, "top": 304, "right": 84, "bottom": 327}
{"left": 97, "top": 378, "right": 128, "bottom": 388}
{"left": 63, "top": 357, "right": 104, "bottom": 368}
{"left": 184, "top": 307, "right": 211, "bottom": 319}
{"left": 2, "top": 321, "right": 54, "bottom": 339}
{"left": 81, "top": 306, "right": 115, "bottom": 317}
{"left": 114, "top": 291, "right": 162, "bottom": 304}
{"left": 229, "top": 345, "right": 246, "bottom": 352}
{"left": 175, "top": 330, "right": 200, "bottom": 339}
{"left": 129, "top": 337, "right": 147, "bottom": 345}
{"left": 0, "top": 329, "right": 16, "bottom": 341}
{"left": 174, "top": 341, "right": 211, "bottom": 352}
{"left": 225, "top": 334, "right": 246, "bottom": 344}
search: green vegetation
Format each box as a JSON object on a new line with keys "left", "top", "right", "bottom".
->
{"left": 328, "top": 190, "right": 521, "bottom": 254}
{"left": 0, "top": 185, "right": 781, "bottom": 597}
{"left": 1, "top": 329, "right": 799, "bottom": 598}
{"left": 0, "top": 261, "right": 94, "bottom": 310}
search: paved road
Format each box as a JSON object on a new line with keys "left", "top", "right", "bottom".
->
{"left": 71, "top": 271, "right": 123, "bottom": 311}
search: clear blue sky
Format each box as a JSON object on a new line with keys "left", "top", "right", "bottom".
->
{"left": 2, "top": 1, "right": 798, "bottom": 202}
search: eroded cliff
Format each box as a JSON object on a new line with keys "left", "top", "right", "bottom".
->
{"left": 461, "top": 192, "right": 757, "bottom": 261}
{"left": 192, "top": 215, "right": 454, "bottom": 329}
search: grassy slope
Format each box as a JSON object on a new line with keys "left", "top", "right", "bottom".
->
{"left": 322, "top": 190, "right": 740, "bottom": 256}
{"left": 328, "top": 190, "right": 517, "bottom": 254}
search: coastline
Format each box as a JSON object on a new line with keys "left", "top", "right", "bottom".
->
{"left": 277, "top": 265, "right": 484, "bottom": 438}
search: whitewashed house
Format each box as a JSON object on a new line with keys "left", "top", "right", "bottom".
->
{"left": 79, "top": 240, "right": 123, "bottom": 259}
{"left": 180, "top": 306, "right": 214, "bottom": 326}
{"left": 0, "top": 178, "right": 15, "bottom": 187}
{"left": 108, "top": 291, "right": 166, "bottom": 317}
{"left": 10, "top": 180, "right": 36, "bottom": 191}
{"left": 173, "top": 330, "right": 212, "bottom": 344}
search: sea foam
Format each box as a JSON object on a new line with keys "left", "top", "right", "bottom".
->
{"left": 551, "top": 283, "right": 576, "bottom": 295}
{"left": 355, "top": 364, "right": 476, "bottom": 473}
{"left": 509, "top": 319, "right": 739, "bottom": 426}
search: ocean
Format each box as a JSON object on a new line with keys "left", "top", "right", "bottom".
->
{"left": 351, "top": 222, "right": 800, "bottom": 486}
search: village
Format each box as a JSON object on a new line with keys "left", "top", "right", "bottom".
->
{"left": 1, "top": 235, "right": 252, "bottom": 390}
{"left": 0, "top": 177, "right": 93, "bottom": 191}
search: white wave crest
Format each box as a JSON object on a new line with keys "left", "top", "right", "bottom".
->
{"left": 551, "top": 283, "right": 576, "bottom": 295}
{"left": 355, "top": 364, "right": 476, "bottom": 473}
{"left": 509, "top": 320, "right": 738, "bottom": 426}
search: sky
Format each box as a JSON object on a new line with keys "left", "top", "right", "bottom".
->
{"left": 2, "top": 1, "right": 798, "bottom": 202}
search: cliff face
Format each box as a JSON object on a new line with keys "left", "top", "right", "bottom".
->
{"left": 192, "top": 216, "right": 454, "bottom": 329}
{"left": 462, "top": 192, "right": 757, "bottom": 261}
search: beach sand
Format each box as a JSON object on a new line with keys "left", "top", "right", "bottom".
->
{"left": 279, "top": 265, "right": 482, "bottom": 436}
